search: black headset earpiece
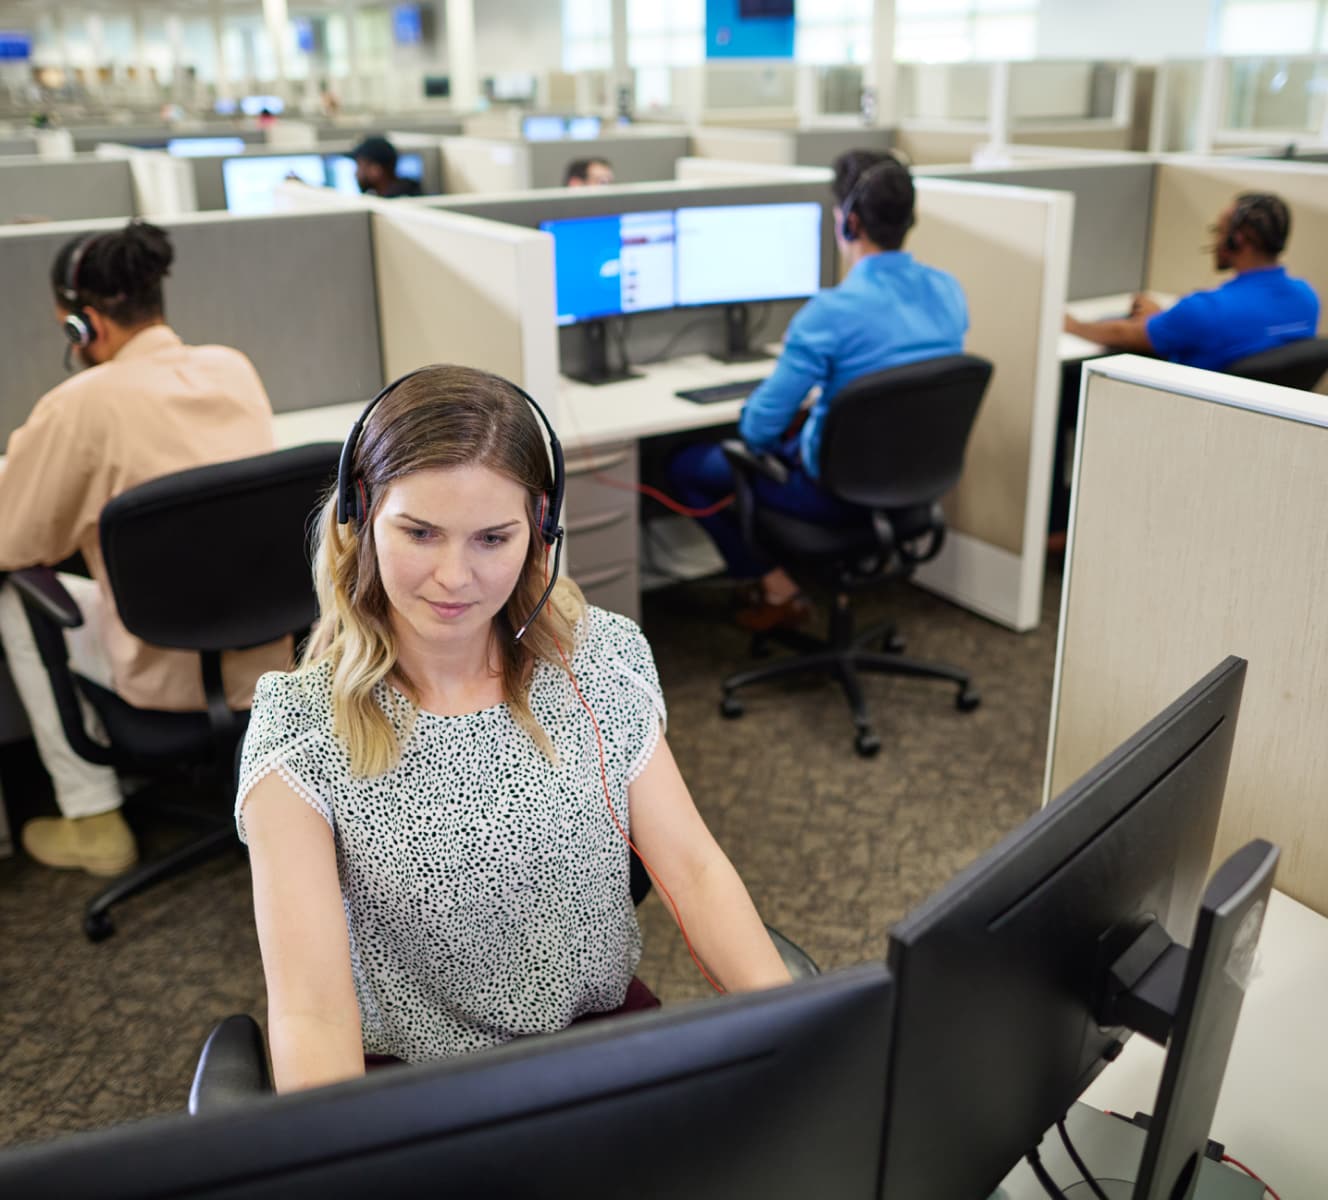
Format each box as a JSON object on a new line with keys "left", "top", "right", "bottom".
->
{"left": 59, "top": 234, "right": 98, "bottom": 350}
{"left": 335, "top": 367, "right": 566, "bottom": 640}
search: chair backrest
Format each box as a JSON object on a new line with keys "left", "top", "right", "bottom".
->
{"left": 817, "top": 354, "right": 993, "bottom": 510}
{"left": 99, "top": 443, "right": 341, "bottom": 653}
{"left": 1225, "top": 337, "right": 1328, "bottom": 392}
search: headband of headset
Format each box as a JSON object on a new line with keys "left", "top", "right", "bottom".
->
{"left": 839, "top": 151, "right": 913, "bottom": 244}
{"left": 335, "top": 367, "right": 566, "bottom": 551}
{"left": 60, "top": 234, "right": 99, "bottom": 349}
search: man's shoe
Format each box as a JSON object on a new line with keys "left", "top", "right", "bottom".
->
{"left": 21, "top": 810, "right": 138, "bottom": 877}
{"left": 735, "top": 594, "right": 813, "bottom": 633}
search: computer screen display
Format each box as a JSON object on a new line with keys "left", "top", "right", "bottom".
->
{"left": 396, "top": 152, "right": 423, "bottom": 181}
{"left": 0, "top": 31, "right": 32, "bottom": 60}
{"left": 877, "top": 656, "right": 1247, "bottom": 1200}
{"left": 213, "top": 98, "right": 238, "bottom": 116}
{"left": 392, "top": 3, "right": 423, "bottom": 44}
{"left": 489, "top": 72, "right": 536, "bottom": 102}
{"left": 674, "top": 202, "right": 822, "bottom": 308}
{"left": 328, "top": 152, "right": 424, "bottom": 195}
{"left": 566, "top": 115, "right": 602, "bottom": 140}
{"left": 222, "top": 154, "right": 326, "bottom": 214}
{"left": 542, "top": 210, "right": 677, "bottom": 326}
{"left": 523, "top": 114, "right": 567, "bottom": 141}
{"left": 0, "top": 966, "right": 894, "bottom": 1200}
{"left": 240, "top": 94, "right": 284, "bottom": 116}
{"left": 168, "top": 136, "right": 246, "bottom": 158}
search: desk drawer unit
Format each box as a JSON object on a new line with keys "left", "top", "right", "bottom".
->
{"left": 564, "top": 444, "right": 639, "bottom": 623}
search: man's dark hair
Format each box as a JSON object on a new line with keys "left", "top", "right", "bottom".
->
{"left": 352, "top": 134, "right": 399, "bottom": 174}
{"left": 831, "top": 148, "right": 891, "bottom": 204}
{"left": 1231, "top": 192, "right": 1291, "bottom": 257}
{"left": 51, "top": 219, "right": 174, "bottom": 327}
{"left": 563, "top": 156, "right": 612, "bottom": 185}
{"left": 843, "top": 157, "right": 915, "bottom": 250}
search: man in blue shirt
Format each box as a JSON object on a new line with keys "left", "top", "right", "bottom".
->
{"left": 670, "top": 150, "right": 968, "bottom": 630}
{"left": 1063, "top": 192, "right": 1319, "bottom": 370}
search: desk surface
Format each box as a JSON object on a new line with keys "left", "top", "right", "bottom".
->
{"left": 1081, "top": 887, "right": 1328, "bottom": 1199}
{"left": 1059, "top": 292, "right": 1178, "bottom": 362}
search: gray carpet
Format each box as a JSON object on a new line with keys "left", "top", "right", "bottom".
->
{"left": 0, "top": 564, "right": 1061, "bottom": 1151}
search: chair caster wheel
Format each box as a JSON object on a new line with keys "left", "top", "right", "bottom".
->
{"left": 720, "top": 695, "right": 744, "bottom": 719}
{"left": 84, "top": 911, "right": 115, "bottom": 942}
{"left": 854, "top": 729, "right": 881, "bottom": 757}
{"left": 956, "top": 687, "right": 981, "bottom": 713}
{"left": 884, "top": 633, "right": 906, "bottom": 653}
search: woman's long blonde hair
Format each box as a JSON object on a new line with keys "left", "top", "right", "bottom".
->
{"left": 303, "top": 365, "right": 584, "bottom": 776}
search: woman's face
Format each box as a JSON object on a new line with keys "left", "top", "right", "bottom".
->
{"left": 373, "top": 464, "right": 533, "bottom": 654}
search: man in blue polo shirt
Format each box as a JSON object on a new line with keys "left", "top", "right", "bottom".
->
{"left": 670, "top": 150, "right": 968, "bottom": 630}
{"left": 1064, "top": 192, "right": 1319, "bottom": 370}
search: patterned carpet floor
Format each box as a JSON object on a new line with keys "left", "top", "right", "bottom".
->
{"left": 0, "top": 563, "right": 1061, "bottom": 1150}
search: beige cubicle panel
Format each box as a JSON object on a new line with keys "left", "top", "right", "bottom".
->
{"left": 438, "top": 136, "right": 532, "bottom": 194}
{"left": 687, "top": 127, "right": 794, "bottom": 166}
{"left": 906, "top": 178, "right": 1074, "bottom": 631}
{"left": 1147, "top": 156, "right": 1328, "bottom": 302}
{"left": 370, "top": 205, "right": 559, "bottom": 420}
{"left": 1047, "top": 356, "right": 1328, "bottom": 915}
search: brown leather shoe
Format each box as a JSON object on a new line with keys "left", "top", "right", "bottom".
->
{"left": 735, "top": 594, "right": 813, "bottom": 633}
{"left": 22, "top": 811, "right": 138, "bottom": 877}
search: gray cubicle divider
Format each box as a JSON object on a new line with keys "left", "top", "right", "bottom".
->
{"left": 71, "top": 126, "right": 267, "bottom": 153}
{"left": 0, "top": 210, "right": 383, "bottom": 441}
{"left": 928, "top": 161, "right": 1155, "bottom": 300}
{"left": 0, "top": 157, "right": 137, "bottom": 224}
{"left": 427, "top": 179, "right": 835, "bottom": 376}
{"left": 0, "top": 136, "right": 36, "bottom": 156}
{"left": 791, "top": 126, "right": 895, "bottom": 169}
{"left": 525, "top": 135, "right": 693, "bottom": 189}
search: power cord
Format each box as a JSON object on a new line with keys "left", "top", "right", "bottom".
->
{"left": 1027, "top": 1145, "right": 1070, "bottom": 1200}
{"left": 1056, "top": 1118, "right": 1110, "bottom": 1200}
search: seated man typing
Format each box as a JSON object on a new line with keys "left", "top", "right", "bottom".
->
{"left": 670, "top": 150, "right": 968, "bottom": 630}
{"left": 1064, "top": 192, "right": 1319, "bottom": 370}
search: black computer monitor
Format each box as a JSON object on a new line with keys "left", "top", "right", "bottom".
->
{"left": 0, "top": 965, "right": 893, "bottom": 1199}
{"left": 221, "top": 153, "right": 326, "bottom": 214}
{"left": 879, "top": 656, "right": 1252, "bottom": 1199}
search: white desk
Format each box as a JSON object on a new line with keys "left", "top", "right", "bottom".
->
{"left": 1077, "top": 889, "right": 1328, "bottom": 1198}
{"left": 1060, "top": 293, "right": 1178, "bottom": 362}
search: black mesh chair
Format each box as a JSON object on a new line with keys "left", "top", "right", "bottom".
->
{"left": 9, "top": 443, "right": 340, "bottom": 941}
{"left": 1225, "top": 337, "right": 1328, "bottom": 391}
{"left": 719, "top": 355, "right": 992, "bottom": 757}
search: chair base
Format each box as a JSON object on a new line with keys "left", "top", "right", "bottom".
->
{"left": 720, "top": 614, "right": 979, "bottom": 758}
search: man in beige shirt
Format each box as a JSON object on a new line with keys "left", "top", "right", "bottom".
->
{"left": 0, "top": 219, "right": 290, "bottom": 875}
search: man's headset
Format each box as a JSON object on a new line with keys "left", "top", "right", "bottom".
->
{"left": 336, "top": 367, "right": 566, "bottom": 641}
{"left": 58, "top": 234, "right": 101, "bottom": 351}
{"left": 839, "top": 151, "right": 913, "bottom": 243}
{"left": 1223, "top": 193, "right": 1288, "bottom": 256}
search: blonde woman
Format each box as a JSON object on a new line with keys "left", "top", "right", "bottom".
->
{"left": 237, "top": 365, "right": 790, "bottom": 1094}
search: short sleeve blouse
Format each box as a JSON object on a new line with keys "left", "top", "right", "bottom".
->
{"left": 236, "top": 605, "right": 666, "bottom": 1061}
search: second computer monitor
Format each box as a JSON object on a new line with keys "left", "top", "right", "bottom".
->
{"left": 543, "top": 210, "right": 677, "bottom": 326}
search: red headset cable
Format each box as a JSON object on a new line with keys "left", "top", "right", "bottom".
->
{"left": 1221, "top": 1155, "right": 1280, "bottom": 1200}
{"left": 588, "top": 471, "right": 734, "bottom": 519}
{"left": 533, "top": 507, "right": 725, "bottom": 996}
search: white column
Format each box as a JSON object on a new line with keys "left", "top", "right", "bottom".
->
{"left": 131, "top": 8, "right": 149, "bottom": 100}
{"left": 212, "top": 0, "right": 231, "bottom": 102}
{"left": 262, "top": 0, "right": 289, "bottom": 99}
{"left": 445, "top": 0, "right": 478, "bottom": 112}
{"left": 1195, "top": 55, "right": 1221, "bottom": 153}
{"left": 986, "top": 60, "right": 1011, "bottom": 156}
{"left": 865, "top": 0, "right": 896, "bottom": 127}
{"left": 343, "top": 3, "right": 362, "bottom": 110}
{"left": 165, "top": 14, "right": 185, "bottom": 103}
{"left": 610, "top": 0, "right": 630, "bottom": 117}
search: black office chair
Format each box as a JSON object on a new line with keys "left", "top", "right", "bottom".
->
{"left": 1225, "top": 337, "right": 1328, "bottom": 391}
{"left": 9, "top": 443, "right": 341, "bottom": 941}
{"left": 718, "top": 355, "right": 992, "bottom": 757}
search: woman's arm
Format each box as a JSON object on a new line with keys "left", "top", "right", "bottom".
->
{"left": 243, "top": 774, "right": 366, "bottom": 1092}
{"left": 628, "top": 734, "right": 792, "bottom": 992}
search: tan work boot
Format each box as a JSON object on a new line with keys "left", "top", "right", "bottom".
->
{"left": 22, "top": 810, "right": 138, "bottom": 877}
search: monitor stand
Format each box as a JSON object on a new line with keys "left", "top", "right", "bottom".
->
{"left": 564, "top": 319, "right": 641, "bottom": 386}
{"left": 711, "top": 303, "right": 773, "bottom": 364}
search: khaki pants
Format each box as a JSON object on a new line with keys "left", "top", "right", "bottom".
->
{"left": 0, "top": 575, "right": 122, "bottom": 819}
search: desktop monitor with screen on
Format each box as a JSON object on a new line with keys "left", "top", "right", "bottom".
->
{"left": 523, "top": 113, "right": 568, "bottom": 141}
{"left": 327, "top": 151, "right": 424, "bottom": 195}
{"left": 879, "top": 655, "right": 1270, "bottom": 1199}
{"left": 168, "top": 136, "right": 246, "bottom": 158}
{"left": 567, "top": 114, "right": 602, "bottom": 140}
{"left": 222, "top": 154, "right": 326, "bottom": 214}
{"left": 0, "top": 965, "right": 894, "bottom": 1200}
{"left": 240, "top": 94, "right": 284, "bottom": 116}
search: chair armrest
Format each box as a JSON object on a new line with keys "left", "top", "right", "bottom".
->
{"left": 8, "top": 566, "right": 83, "bottom": 629}
{"left": 720, "top": 440, "right": 790, "bottom": 486}
{"left": 766, "top": 923, "right": 820, "bottom": 980}
{"left": 188, "top": 1014, "right": 273, "bottom": 1115}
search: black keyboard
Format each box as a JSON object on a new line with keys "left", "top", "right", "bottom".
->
{"left": 675, "top": 378, "right": 768, "bottom": 405}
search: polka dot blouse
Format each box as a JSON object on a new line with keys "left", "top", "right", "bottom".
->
{"left": 236, "top": 606, "right": 667, "bottom": 1062}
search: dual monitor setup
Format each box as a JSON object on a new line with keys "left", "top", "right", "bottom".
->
{"left": 221, "top": 151, "right": 425, "bottom": 215}
{"left": 522, "top": 113, "right": 603, "bottom": 141}
{"left": 542, "top": 200, "right": 823, "bottom": 383}
{"left": 0, "top": 657, "right": 1278, "bottom": 1199}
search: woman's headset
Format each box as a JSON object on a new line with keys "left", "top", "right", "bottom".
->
{"left": 335, "top": 367, "right": 566, "bottom": 641}
{"left": 58, "top": 234, "right": 100, "bottom": 350}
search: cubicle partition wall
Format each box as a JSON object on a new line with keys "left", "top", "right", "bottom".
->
{"left": 439, "top": 135, "right": 531, "bottom": 193}
{"left": 674, "top": 158, "right": 833, "bottom": 185}
{"left": 0, "top": 210, "right": 383, "bottom": 441}
{"left": 1146, "top": 155, "right": 1328, "bottom": 303}
{"left": 688, "top": 127, "right": 794, "bottom": 166}
{"left": 790, "top": 126, "right": 895, "bottom": 168}
{"left": 925, "top": 160, "right": 1155, "bottom": 300}
{"left": 1047, "top": 356, "right": 1328, "bottom": 915}
{"left": 70, "top": 125, "right": 267, "bottom": 154}
{"left": 0, "top": 157, "right": 137, "bottom": 224}
{"left": 0, "top": 136, "right": 36, "bottom": 156}
{"left": 525, "top": 134, "right": 692, "bottom": 189}
{"left": 907, "top": 178, "right": 1072, "bottom": 631}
